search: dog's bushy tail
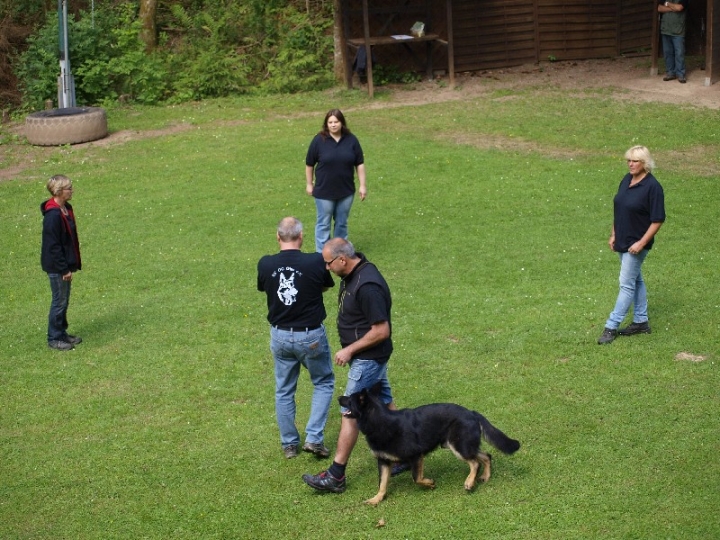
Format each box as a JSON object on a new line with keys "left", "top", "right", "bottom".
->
{"left": 477, "top": 414, "right": 521, "bottom": 455}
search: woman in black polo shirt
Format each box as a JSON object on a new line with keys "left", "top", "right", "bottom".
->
{"left": 598, "top": 146, "right": 665, "bottom": 345}
{"left": 305, "top": 109, "right": 367, "bottom": 253}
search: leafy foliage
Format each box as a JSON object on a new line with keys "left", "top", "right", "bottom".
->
{"left": 11, "top": 0, "right": 335, "bottom": 109}
{"left": 15, "top": 4, "right": 169, "bottom": 109}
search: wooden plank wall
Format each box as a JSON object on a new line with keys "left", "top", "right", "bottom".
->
{"left": 452, "top": 0, "right": 536, "bottom": 71}
{"left": 618, "top": 0, "right": 654, "bottom": 55}
{"left": 536, "top": 0, "right": 617, "bottom": 61}
{"left": 342, "top": 1, "right": 662, "bottom": 74}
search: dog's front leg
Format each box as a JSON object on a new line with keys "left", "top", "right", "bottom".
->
{"left": 365, "top": 460, "right": 391, "bottom": 506}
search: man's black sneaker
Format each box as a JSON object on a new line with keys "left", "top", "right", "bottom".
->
{"left": 391, "top": 462, "right": 412, "bottom": 476}
{"left": 618, "top": 322, "right": 651, "bottom": 336}
{"left": 283, "top": 445, "right": 298, "bottom": 459}
{"left": 65, "top": 334, "right": 83, "bottom": 345}
{"left": 302, "top": 442, "right": 330, "bottom": 458}
{"left": 48, "top": 340, "right": 74, "bottom": 351}
{"left": 597, "top": 328, "right": 617, "bottom": 345}
{"left": 302, "top": 470, "right": 346, "bottom": 493}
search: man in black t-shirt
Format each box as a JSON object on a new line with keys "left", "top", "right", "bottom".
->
{"left": 257, "top": 217, "right": 335, "bottom": 459}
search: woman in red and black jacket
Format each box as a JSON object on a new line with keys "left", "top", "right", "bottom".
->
{"left": 40, "top": 175, "right": 82, "bottom": 351}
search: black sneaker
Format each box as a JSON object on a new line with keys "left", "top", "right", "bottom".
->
{"left": 618, "top": 322, "right": 651, "bottom": 336}
{"left": 302, "top": 470, "right": 346, "bottom": 493}
{"left": 597, "top": 328, "right": 617, "bottom": 345}
{"left": 302, "top": 442, "right": 330, "bottom": 458}
{"left": 65, "top": 334, "right": 83, "bottom": 345}
{"left": 663, "top": 75, "right": 676, "bottom": 81}
{"left": 391, "top": 462, "right": 412, "bottom": 476}
{"left": 48, "top": 340, "right": 74, "bottom": 351}
{"left": 283, "top": 445, "right": 298, "bottom": 459}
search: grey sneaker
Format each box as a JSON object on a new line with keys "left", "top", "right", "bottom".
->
{"left": 302, "top": 442, "right": 330, "bottom": 458}
{"left": 618, "top": 322, "right": 651, "bottom": 336}
{"left": 597, "top": 328, "right": 617, "bottom": 345}
{"left": 283, "top": 445, "right": 298, "bottom": 459}
{"left": 48, "top": 340, "right": 74, "bottom": 351}
{"left": 64, "top": 334, "right": 83, "bottom": 345}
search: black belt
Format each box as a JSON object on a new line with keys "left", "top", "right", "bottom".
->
{"left": 272, "top": 324, "right": 322, "bottom": 332}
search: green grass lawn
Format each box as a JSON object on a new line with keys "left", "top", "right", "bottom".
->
{"left": 1, "top": 80, "right": 719, "bottom": 539}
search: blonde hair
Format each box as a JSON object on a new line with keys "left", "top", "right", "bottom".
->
{"left": 46, "top": 175, "right": 72, "bottom": 196}
{"left": 624, "top": 146, "right": 655, "bottom": 173}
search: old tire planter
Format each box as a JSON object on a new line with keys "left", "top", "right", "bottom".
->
{"left": 25, "top": 107, "right": 108, "bottom": 146}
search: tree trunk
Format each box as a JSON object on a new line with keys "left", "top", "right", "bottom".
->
{"left": 138, "top": 0, "right": 157, "bottom": 52}
{"left": 333, "top": 0, "right": 345, "bottom": 83}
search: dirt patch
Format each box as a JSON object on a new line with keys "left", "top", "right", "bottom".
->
{"left": 2, "top": 57, "right": 718, "bottom": 181}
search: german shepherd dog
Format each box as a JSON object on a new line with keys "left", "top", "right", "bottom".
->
{"left": 339, "top": 384, "right": 520, "bottom": 505}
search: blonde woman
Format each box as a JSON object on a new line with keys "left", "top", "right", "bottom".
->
{"left": 41, "top": 175, "right": 82, "bottom": 350}
{"left": 598, "top": 147, "right": 665, "bottom": 345}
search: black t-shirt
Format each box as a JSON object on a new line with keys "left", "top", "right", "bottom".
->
{"left": 257, "top": 249, "right": 334, "bottom": 327}
{"left": 305, "top": 132, "right": 364, "bottom": 200}
{"left": 613, "top": 173, "right": 666, "bottom": 252}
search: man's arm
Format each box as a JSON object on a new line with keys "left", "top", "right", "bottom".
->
{"left": 334, "top": 321, "right": 389, "bottom": 366}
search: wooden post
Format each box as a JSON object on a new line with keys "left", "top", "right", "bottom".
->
{"left": 446, "top": 0, "right": 455, "bottom": 88}
{"left": 362, "top": 0, "right": 374, "bottom": 98}
{"left": 650, "top": 3, "right": 659, "bottom": 76}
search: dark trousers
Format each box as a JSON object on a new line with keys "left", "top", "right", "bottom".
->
{"left": 47, "top": 273, "right": 71, "bottom": 342}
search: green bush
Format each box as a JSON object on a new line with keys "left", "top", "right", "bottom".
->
{"left": 15, "top": 3, "right": 169, "bottom": 110}
{"left": 13, "top": 0, "right": 335, "bottom": 108}
{"left": 260, "top": 6, "right": 335, "bottom": 93}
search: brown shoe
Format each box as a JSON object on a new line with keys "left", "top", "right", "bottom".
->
{"left": 302, "top": 442, "right": 330, "bottom": 458}
{"left": 663, "top": 75, "right": 676, "bottom": 81}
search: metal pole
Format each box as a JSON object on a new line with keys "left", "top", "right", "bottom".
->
{"left": 58, "top": 0, "right": 76, "bottom": 108}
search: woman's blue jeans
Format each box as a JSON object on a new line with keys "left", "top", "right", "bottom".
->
{"left": 314, "top": 194, "right": 355, "bottom": 253}
{"left": 270, "top": 325, "right": 335, "bottom": 447}
{"left": 605, "top": 250, "right": 649, "bottom": 330}
{"left": 47, "top": 273, "right": 71, "bottom": 342}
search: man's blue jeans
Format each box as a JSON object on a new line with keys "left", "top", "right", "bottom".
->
{"left": 270, "top": 325, "right": 335, "bottom": 447}
{"left": 314, "top": 194, "right": 355, "bottom": 253}
{"left": 47, "top": 273, "right": 71, "bottom": 342}
{"left": 662, "top": 34, "right": 685, "bottom": 79}
{"left": 339, "top": 359, "right": 393, "bottom": 415}
{"left": 605, "top": 250, "right": 650, "bottom": 330}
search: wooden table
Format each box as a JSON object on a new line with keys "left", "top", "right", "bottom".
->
{"left": 346, "top": 33, "right": 453, "bottom": 96}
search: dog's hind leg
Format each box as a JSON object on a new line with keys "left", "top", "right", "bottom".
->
{"left": 463, "top": 459, "right": 480, "bottom": 490}
{"left": 365, "top": 461, "right": 391, "bottom": 506}
{"left": 477, "top": 451, "right": 492, "bottom": 483}
{"left": 412, "top": 456, "right": 435, "bottom": 489}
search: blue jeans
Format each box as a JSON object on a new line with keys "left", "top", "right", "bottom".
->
{"left": 314, "top": 194, "right": 355, "bottom": 253}
{"left": 47, "top": 273, "right": 71, "bottom": 342}
{"left": 662, "top": 34, "right": 685, "bottom": 79}
{"left": 270, "top": 325, "right": 335, "bottom": 447}
{"left": 340, "top": 359, "right": 393, "bottom": 414}
{"left": 605, "top": 250, "right": 650, "bottom": 330}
